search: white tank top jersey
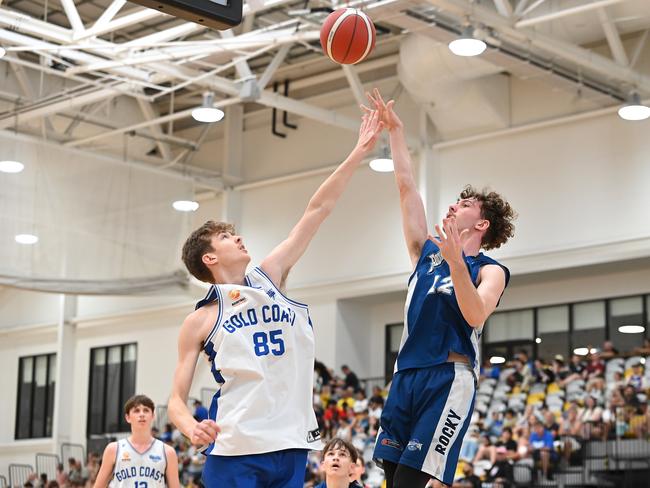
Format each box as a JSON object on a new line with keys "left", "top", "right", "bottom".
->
{"left": 197, "top": 266, "right": 322, "bottom": 456}
{"left": 110, "top": 438, "right": 167, "bottom": 488}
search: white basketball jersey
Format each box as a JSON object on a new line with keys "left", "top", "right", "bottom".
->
{"left": 198, "top": 266, "right": 322, "bottom": 456}
{"left": 110, "top": 438, "right": 167, "bottom": 488}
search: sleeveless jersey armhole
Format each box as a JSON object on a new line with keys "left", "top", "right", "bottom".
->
{"left": 204, "top": 286, "right": 224, "bottom": 345}
{"left": 252, "top": 266, "right": 308, "bottom": 309}
{"left": 408, "top": 239, "right": 436, "bottom": 285}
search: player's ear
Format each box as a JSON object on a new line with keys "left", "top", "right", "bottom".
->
{"left": 475, "top": 219, "right": 490, "bottom": 232}
{"left": 202, "top": 252, "right": 218, "bottom": 266}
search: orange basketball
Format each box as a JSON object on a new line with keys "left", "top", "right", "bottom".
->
{"left": 320, "top": 8, "right": 376, "bottom": 65}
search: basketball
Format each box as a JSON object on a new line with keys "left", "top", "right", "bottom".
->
{"left": 320, "top": 8, "right": 376, "bottom": 65}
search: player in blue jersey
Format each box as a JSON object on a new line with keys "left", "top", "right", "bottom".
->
{"left": 167, "top": 109, "right": 384, "bottom": 488}
{"left": 365, "top": 89, "right": 516, "bottom": 488}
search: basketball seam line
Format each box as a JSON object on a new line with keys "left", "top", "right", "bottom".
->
{"left": 342, "top": 9, "right": 360, "bottom": 64}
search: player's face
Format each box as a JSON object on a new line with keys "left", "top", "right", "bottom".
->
{"left": 321, "top": 447, "right": 355, "bottom": 479}
{"left": 209, "top": 231, "right": 251, "bottom": 268}
{"left": 125, "top": 404, "right": 154, "bottom": 429}
{"left": 445, "top": 198, "right": 486, "bottom": 233}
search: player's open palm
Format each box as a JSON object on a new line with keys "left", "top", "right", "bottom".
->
{"left": 355, "top": 108, "right": 384, "bottom": 155}
{"left": 364, "top": 88, "right": 403, "bottom": 132}
{"left": 191, "top": 419, "right": 220, "bottom": 447}
{"left": 430, "top": 218, "right": 469, "bottom": 266}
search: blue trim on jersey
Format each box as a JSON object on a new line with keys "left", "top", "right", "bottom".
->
{"left": 203, "top": 342, "right": 225, "bottom": 384}
{"left": 206, "top": 389, "right": 222, "bottom": 455}
{"left": 253, "top": 267, "right": 308, "bottom": 309}
{"left": 203, "top": 285, "right": 224, "bottom": 345}
{"left": 396, "top": 239, "right": 510, "bottom": 373}
{"left": 195, "top": 285, "right": 218, "bottom": 310}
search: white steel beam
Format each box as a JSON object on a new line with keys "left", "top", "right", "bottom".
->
{"left": 630, "top": 29, "right": 649, "bottom": 68}
{"left": 514, "top": 0, "right": 531, "bottom": 16}
{"left": 493, "top": 0, "right": 513, "bottom": 17}
{"left": 88, "top": 0, "right": 126, "bottom": 33}
{"left": 342, "top": 65, "right": 366, "bottom": 107}
{"left": 426, "top": 0, "right": 650, "bottom": 94}
{"left": 257, "top": 44, "right": 291, "bottom": 91}
{"left": 0, "top": 85, "right": 130, "bottom": 130}
{"left": 66, "top": 97, "right": 241, "bottom": 147}
{"left": 597, "top": 7, "right": 628, "bottom": 66}
{"left": 137, "top": 99, "right": 173, "bottom": 160}
{"left": 220, "top": 29, "right": 254, "bottom": 81}
{"left": 516, "top": 0, "right": 628, "bottom": 28}
{"left": 75, "top": 8, "right": 165, "bottom": 40}
{"left": 0, "top": 8, "right": 71, "bottom": 43}
{"left": 59, "top": 0, "right": 85, "bottom": 35}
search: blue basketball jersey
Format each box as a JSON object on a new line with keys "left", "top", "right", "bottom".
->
{"left": 395, "top": 239, "right": 510, "bottom": 378}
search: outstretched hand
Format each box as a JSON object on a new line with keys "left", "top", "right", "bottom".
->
{"left": 429, "top": 217, "right": 470, "bottom": 267}
{"left": 355, "top": 108, "right": 384, "bottom": 155}
{"left": 361, "top": 88, "right": 403, "bottom": 132}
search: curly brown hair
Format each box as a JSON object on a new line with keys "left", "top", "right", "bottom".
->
{"left": 182, "top": 220, "right": 235, "bottom": 283}
{"left": 459, "top": 185, "right": 516, "bottom": 250}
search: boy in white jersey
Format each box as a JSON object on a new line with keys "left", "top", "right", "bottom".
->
{"left": 168, "top": 109, "right": 385, "bottom": 488}
{"left": 365, "top": 90, "right": 516, "bottom": 488}
{"left": 94, "top": 395, "right": 180, "bottom": 488}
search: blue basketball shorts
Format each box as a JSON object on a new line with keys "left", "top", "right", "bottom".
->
{"left": 202, "top": 448, "right": 308, "bottom": 488}
{"left": 373, "top": 362, "right": 476, "bottom": 486}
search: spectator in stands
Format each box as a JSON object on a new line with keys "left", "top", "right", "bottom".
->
{"left": 558, "top": 404, "right": 582, "bottom": 465}
{"left": 632, "top": 338, "right": 650, "bottom": 356}
{"left": 315, "top": 359, "right": 334, "bottom": 388}
{"left": 482, "top": 358, "right": 501, "bottom": 381}
{"left": 600, "top": 340, "right": 619, "bottom": 360}
{"left": 517, "top": 350, "right": 534, "bottom": 389}
{"left": 622, "top": 384, "right": 642, "bottom": 409}
{"left": 352, "top": 390, "right": 368, "bottom": 415}
{"left": 323, "top": 399, "right": 342, "bottom": 439}
{"left": 316, "top": 437, "right": 359, "bottom": 488}
{"left": 473, "top": 435, "right": 496, "bottom": 466}
{"left": 534, "top": 358, "right": 554, "bottom": 385}
{"left": 502, "top": 409, "right": 517, "bottom": 431}
{"left": 493, "top": 427, "right": 517, "bottom": 463}
{"left": 55, "top": 463, "right": 68, "bottom": 487}
{"left": 627, "top": 362, "right": 646, "bottom": 391}
{"left": 529, "top": 421, "right": 557, "bottom": 481}
{"left": 506, "top": 358, "right": 524, "bottom": 389}
{"left": 85, "top": 452, "right": 100, "bottom": 488}
{"left": 369, "top": 386, "right": 384, "bottom": 408}
{"left": 68, "top": 458, "right": 87, "bottom": 486}
{"left": 341, "top": 365, "right": 361, "bottom": 393}
{"left": 46, "top": 482, "right": 59, "bottom": 488}
{"left": 350, "top": 451, "right": 368, "bottom": 488}
{"left": 542, "top": 410, "right": 560, "bottom": 441}
{"left": 579, "top": 395, "right": 603, "bottom": 439}
{"left": 585, "top": 351, "right": 605, "bottom": 391}
{"left": 485, "top": 446, "right": 514, "bottom": 488}
{"left": 565, "top": 354, "right": 587, "bottom": 384}
{"left": 629, "top": 403, "right": 648, "bottom": 439}
{"left": 338, "top": 387, "right": 356, "bottom": 410}
{"left": 485, "top": 411, "right": 504, "bottom": 438}
{"left": 452, "top": 462, "right": 481, "bottom": 488}
{"left": 459, "top": 427, "right": 480, "bottom": 463}
{"left": 192, "top": 399, "right": 208, "bottom": 422}
{"left": 161, "top": 423, "right": 174, "bottom": 443}
{"left": 552, "top": 355, "right": 571, "bottom": 387}
{"left": 606, "top": 371, "right": 626, "bottom": 397}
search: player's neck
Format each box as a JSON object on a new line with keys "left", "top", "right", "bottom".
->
{"left": 462, "top": 235, "right": 482, "bottom": 257}
{"left": 325, "top": 475, "right": 350, "bottom": 488}
{"left": 129, "top": 430, "right": 154, "bottom": 446}
{"left": 211, "top": 263, "right": 247, "bottom": 286}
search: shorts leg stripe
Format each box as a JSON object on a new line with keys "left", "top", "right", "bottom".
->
{"left": 421, "top": 365, "right": 475, "bottom": 483}
{"left": 443, "top": 387, "right": 476, "bottom": 480}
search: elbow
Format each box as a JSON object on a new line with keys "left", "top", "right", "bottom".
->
{"left": 466, "top": 309, "right": 488, "bottom": 328}
{"left": 307, "top": 200, "right": 332, "bottom": 218}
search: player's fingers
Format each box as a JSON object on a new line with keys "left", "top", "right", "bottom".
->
{"left": 429, "top": 234, "right": 442, "bottom": 246}
{"left": 375, "top": 88, "right": 387, "bottom": 108}
{"left": 434, "top": 224, "right": 446, "bottom": 241}
{"left": 360, "top": 104, "right": 372, "bottom": 113}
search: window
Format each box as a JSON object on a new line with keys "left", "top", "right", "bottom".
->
{"left": 15, "top": 353, "right": 56, "bottom": 439}
{"left": 485, "top": 310, "right": 534, "bottom": 343}
{"left": 384, "top": 324, "right": 403, "bottom": 383}
{"left": 87, "top": 343, "right": 137, "bottom": 435}
{"left": 537, "top": 306, "right": 569, "bottom": 360}
{"left": 609, "top": 297, "right": 644, "bottom": 352}
{"left": 572, "top": 301, "right": 605, "bottom": 354}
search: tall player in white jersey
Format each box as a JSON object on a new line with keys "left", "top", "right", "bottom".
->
{"left": 168, "top": 109, "right": 385, "bottom": 487}
{"left": 94, "top": 395, "right": 180, "bottom": 488}
{"left": 365, "top": 90, "right": 516, "bottom": 488}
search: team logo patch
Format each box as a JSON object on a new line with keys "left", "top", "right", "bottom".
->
{"left": 427, "top": 252, "right": 444, "bottom": 272}
{"left": 266, "top": 289, "right": 276, "bottom": 300}
{"left": 407, "top": 439, "right": 423, "bottom": 451}
{"left": 149, "top": 455, "right": 162, "bottom": 462}
{"left": 121, "top": 451, "right": 131, "bottom": 461}
{"left": 229, "top": 290, "right": 240, "bottom": 300}
{"left": 381, "top": 438, "right": 402, "bottom": 450}
{"left": 307, "top": 428, "right": 321, "bottom": 443}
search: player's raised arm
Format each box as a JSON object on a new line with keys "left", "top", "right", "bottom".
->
{"left": 366, "top": 89, "right": 428, "bottom": 267}
{"left": 260, "top": 110, "right": 384, "bottom": 287}
{"left": 93, "top": 442, "right": 117, "bottom": 488}
{"left": 168, "top": 312, "right": 220, "bottom": 446}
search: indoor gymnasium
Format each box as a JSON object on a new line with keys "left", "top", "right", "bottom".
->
{"left": 1, "top": 0, "right": 649, "bottom": 487}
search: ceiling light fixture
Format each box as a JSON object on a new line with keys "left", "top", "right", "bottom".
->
{"left": 489, "top": 356, "right": 505, "bottom": 365}
{"left": 618, "top": 324, "right": 645, "bottom": 334}
{"left": 449, "top": 26, "right": 487, "bottom": 57}
{"left": 0, "top": 160, "right": 24, "bottom": 173}
{"left": 369, "top": 145, "right": 394, "bottom": 172}
{"left": 192, "top": 92, "right": 225, "bottom": 123}
{"left": 15, "top": 234, "right": 38, "bottom": 245}
{"left": 172, "top": 200, "right": 199, "bottom": 212}
{"left": 618, "top": 92, "right": 650, "bottom": 121}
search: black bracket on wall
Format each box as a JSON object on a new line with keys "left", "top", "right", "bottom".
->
{"left": 271, "top": 80, "right": 298, "bottom": 138}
